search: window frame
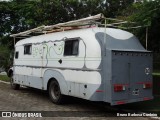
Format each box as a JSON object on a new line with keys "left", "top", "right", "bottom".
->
{"left": 63, "top": 38, "right": 79, "bottom": 56}
{"left": 24, "top": 44, "right": 32, "bottom": 55}
{"left": 15, "top": 51, "right": 19, "bottom": 59}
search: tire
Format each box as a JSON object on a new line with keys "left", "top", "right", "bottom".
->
{"left": 48, "top": 80, "right": 64, "bottom": 104}
{"left": 10, "top": 73, "right": 20, "bottom": 90}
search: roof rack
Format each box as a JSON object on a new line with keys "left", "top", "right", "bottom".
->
{"left": 10, "top": 13, "right": 148, "bottom": 38}
{"left": 10, "top": 13, "right": 149, "bottom": 49}
{"left": 10, "top": 13, "right": 144, "bottom": 38}
{"left": 10, "top": 13, "right": 104, "bottom": 38}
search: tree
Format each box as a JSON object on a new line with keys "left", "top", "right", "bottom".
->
{"left": 0, "top": 45, "right": 12, "bottom": 71}
{"left": 121, "top": 0, "right": 160, "bottom": 52}
{"left": 0, "top": 0, "right": 134, "bottom": 71}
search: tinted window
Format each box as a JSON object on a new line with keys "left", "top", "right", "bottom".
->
{"left": 15, "top": 51, "right": 19, "bottom": 59}
{"left": 64, "top": 40, "right": 79, "bottom": 56}
{"left": 24, "top": 44, "right": 32, "bottom": 55}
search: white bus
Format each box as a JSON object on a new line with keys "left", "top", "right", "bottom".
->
{"left": 8, "top": 14, "right": 153, "bottom": 105}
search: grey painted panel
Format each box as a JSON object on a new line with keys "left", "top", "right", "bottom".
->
{"left": 102, "top": 49, "right": 112, "bottom": 103}
{"left": 111, "top": 96, "right": 153, "bottom": 105}
{"left": 89, "top": 84, "right": 104, "bottom": 101}
{"left": 67, "top": 81, "right": 103, "bottom": 101}
{"left": 129, "top": 54, "right": 153, "bottom": 99}
{"left": 95, "top": 32, "right": 146, "bottom": 51}
{"left": 112, "top": 53, "right": 129, "bottom": 100}
{"left": 111, "top": 50, "right": 153, "bottom": 102}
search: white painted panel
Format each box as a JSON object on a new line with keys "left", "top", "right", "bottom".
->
{"left": 61, "top": 70, "right": 101, "bottom": 84}
{"left": 15, "top": 66, "right": 32, "bottom": 75}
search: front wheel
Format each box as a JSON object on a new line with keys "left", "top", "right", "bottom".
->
{"left": 48, "top": 80, "right": 64, "bottom": 104}
{"left": 10, "top": 73, "right": 20, "bottom": 90}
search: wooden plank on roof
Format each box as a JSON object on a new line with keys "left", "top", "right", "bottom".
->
{"left": 10, "top": 13, "right": 104, "bottom": 38}
{"left": 44, "top": 13, "right": 104, "bottom": 30}
{"left": 10, "top": 25, "right": 46, "bottom": 37}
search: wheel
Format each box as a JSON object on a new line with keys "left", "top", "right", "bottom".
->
{"left": 10, "top": 73, "right": 20, "bottom": 90}
{"left": 48, "top": 80, "right": 64, "bottom": 104}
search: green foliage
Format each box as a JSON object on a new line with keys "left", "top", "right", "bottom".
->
{"left": 0, "top": 0, "right": 159, "bottom": 70}
{"left": 0, "top": 45, "right": 12, "bottom": 71}
{"left": 0, "top": 75, "right": 10, "bottom": 82}
{"left": 125, "top": 1, "right": 160, "bottom": 51}
{"left": 0, "top": 0, "right": 133, "bottom": 47}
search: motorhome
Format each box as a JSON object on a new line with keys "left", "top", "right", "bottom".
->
{"left": 8, "top": 14, "right": 153, "bottom": 105}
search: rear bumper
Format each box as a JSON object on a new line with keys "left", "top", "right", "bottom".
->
{"left": 111, "top": 96, "right": 154, "bottom": 106}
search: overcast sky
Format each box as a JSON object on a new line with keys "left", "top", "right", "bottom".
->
{"left": 0, "top": 0, "right": 10, "bottom": 1}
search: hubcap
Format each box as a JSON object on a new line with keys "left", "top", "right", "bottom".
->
{"left": 51, "top": 82, "right": 60, "bottom": 100}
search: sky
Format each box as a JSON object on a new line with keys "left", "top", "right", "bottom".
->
{"left": 0, "top": 0, "right": 10, "bottom": 1}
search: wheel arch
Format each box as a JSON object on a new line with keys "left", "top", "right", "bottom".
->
{"left": 43, "top": 69, "right": 68, "bottom": 95}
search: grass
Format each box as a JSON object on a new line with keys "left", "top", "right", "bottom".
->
{"left": 0, "top": 75, "right": 10, "bottom": 82}
{"left": 153, "top": 70, "right": 160, "bottom": 76}
{"left": 153, "top": 73, "right": 160, "bottom": 76}
{"left": 152, "top": 72, "right": 160, "bottom": 76}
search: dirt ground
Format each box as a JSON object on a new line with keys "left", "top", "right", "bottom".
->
{"left": 0, "top": 82, "right": 155, "bottom": 120}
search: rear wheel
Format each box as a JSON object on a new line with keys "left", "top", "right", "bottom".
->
{"left": 48, "top": 80, "right": 64, "bottom": 104}
{"left": 10, "top": 73, "right": 20, "bottom": 90}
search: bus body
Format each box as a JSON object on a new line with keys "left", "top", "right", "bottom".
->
{"left": 9, "top": 27, "right": 153, "bottom": 105}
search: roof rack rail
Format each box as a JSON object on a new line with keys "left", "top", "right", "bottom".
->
{"left": 10, "top": 13, "right": 104, "bottom": 38}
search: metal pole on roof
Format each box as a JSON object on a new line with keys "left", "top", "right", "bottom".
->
{"left": 146, "top": 27, "right": 148, "bottom": 50}
{"left": 13, "top": 37, "right": 15, "bottom": 48}
{"left": 13, "top": 37, "right": 15, "bottom": 76}
{"left": 104, "top": 18, "right": 107, "bottom": 56}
